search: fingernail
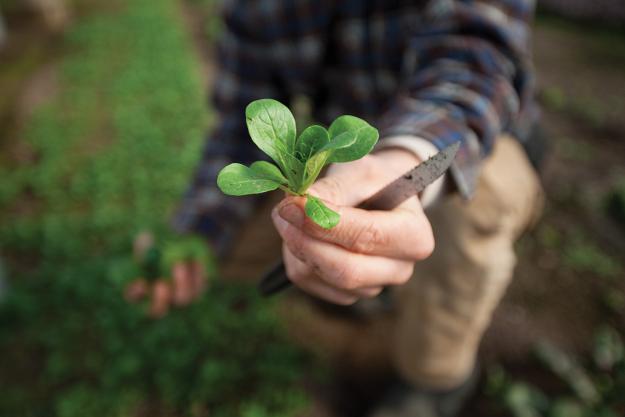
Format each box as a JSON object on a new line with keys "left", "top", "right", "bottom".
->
{"left": 279, "top": 203, "right": 304, "bottom": 227}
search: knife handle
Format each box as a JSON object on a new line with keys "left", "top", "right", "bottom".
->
{"left": 258, "top": 261, "right": 291, "bottom": 296}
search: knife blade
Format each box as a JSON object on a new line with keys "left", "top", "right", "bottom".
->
{"left": 258, "top": 141, "right": 460, "bottom": 297}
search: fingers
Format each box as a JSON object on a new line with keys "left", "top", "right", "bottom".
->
{"left": 307, "top": 149, "right": 420, "bottom": 208}
{"left": 149, "top": 280, "right": 172, "bottom": 318}
{"left": 128, "top": 262, "right": 207, "bottom": 319}
{"left": 133, "top": 231, "right": 155, "bottom": 262}
{"left": 284, "top": 245, "right": 384, "bottom": 301}
{"left": 283, "top": 246, "right": 360, "bottom": 305}
{"left": 307, "top": 175, "right": 369, "bottom": 207}
{"left": 172, "top": 262, "right": 195, "bottom": 306}
{"left": 189, "top": 260, "right": 207, "bottom": 296}
{"left": 172, "top": 261, "right": 208, "bottom": 306}
{"left": 274, "top": 212, "right": 414, "bottom": 291}
{"left": 277, "top": 198, "right": 434, "bottom": 261}
{"left": 295, "top": 150, "right": 433, "bottom": 260}
{"left": 124, "top": 278, "right": 172, "bottom": 318}
{"left": 124, "top": 278, "right": 149, "bottom": 303}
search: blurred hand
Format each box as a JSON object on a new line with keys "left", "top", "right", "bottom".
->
{"left": 271, "top": 149, "right": 435, "bottom": 305}
{"left": 124, "top": 261, "right": 207, "bottom": 318}
{"left": 124, "top": 231, "right": 208, "bottom": 318}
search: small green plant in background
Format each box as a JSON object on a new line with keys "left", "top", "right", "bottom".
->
{"left": 217, "top": 99, "right": 378, "bottom": 229}
{"left": 562, "top": 237, "right": 622, "bottom": 280}
{"left": 486, "top": 328, "right": 625, "bottom": 417}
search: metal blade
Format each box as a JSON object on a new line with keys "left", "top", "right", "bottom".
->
{"left": 360, "top": 141, "right": 460, "bottom": 211}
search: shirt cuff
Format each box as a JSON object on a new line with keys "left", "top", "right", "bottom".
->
{"left": 375, "top": 135, "right": 447, "bottom": 208}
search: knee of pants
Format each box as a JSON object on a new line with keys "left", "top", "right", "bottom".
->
{"left": 391, "top": 237, "right": 517, "bottom": 390}
{"left": 389, "top": 137, "right": 543, "bottom": 390}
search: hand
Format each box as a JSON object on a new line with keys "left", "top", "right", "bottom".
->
{"left": 124, "top": 261, "right": 207, "bottom": 318}
{"left": 271, "top": 149, "right": 435, "bottom": 305}
{"left": 124, "top": 232, "right": 208, "bottom": 318}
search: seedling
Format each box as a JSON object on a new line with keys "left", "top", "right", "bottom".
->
{"left": 217, "top": 99, "right": 378, "bottom": 228}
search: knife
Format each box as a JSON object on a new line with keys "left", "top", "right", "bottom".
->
{"left": 258, "top": 141, "right": 460, "bottom": 297}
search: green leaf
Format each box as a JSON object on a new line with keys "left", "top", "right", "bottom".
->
{"left": 249, "top": 161, "right": 288, "bottom": 185}
{"left": 293, "top": 125, "right": 330, "bottom": 193}
{"left": 217, "top": 163, "right": 283, "bottom": 196}
{"left": 300, "top": 154, "right": 327, "bottom": 193}
{"left": 307, "top": 130, "right": 357, "bottom": 169}
{"left": 245, "top": 99, "right": 297, "bottom": 167}
{"left": 220, "top": 102, "right": 379, "bottom": 224}
{"left": 280, "top": 153, "right": 305, "bottom": 192}
{"left": 297, "top": 131, "right": 357, "bottom": 192}
{"left": 305, "top": 195, "right": 340, "bottom": 229}
{"left": 327, "top": 115, "right": 379, "bottom": 163}
{"left": 320, "top": 130, "right": 357, "bottom": 152}
{"left": 245, "top": 99, "right": 306, "bottom": 190}
{"left": 296, "top": 125, "right": 329, "bottom": 162}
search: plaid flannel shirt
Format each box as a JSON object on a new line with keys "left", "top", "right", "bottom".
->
{"left": 173, "top": 0, "right": 537, "bottom": 256}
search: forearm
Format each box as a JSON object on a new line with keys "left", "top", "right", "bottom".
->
{"left": 378, "top": 0, "right": 535, "bottom": 198}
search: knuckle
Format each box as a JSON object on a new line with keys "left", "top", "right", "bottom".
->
{"left": 333, "top": 261, "right": 359, "bottom": 290}
{"left": 405, "top": 215, "right": 435, "bottom": 260}
{"left": 309, "top": 262, "right": 323, "bottom": 278}
{"left": 284, "top": 261, "right": 300, "bottom": 283}
{"left": 398, "top": 262, "right": 415, "bottom": 284}
{"left": 313, "top": 177, "right": 343, "bottom": 204}
{"left": 290, "top": 268, "right": 307, "bottom": 285}
{"left": 286, "top": 236, "right": 307, "bottom": 261}
{"left": 295, "top": 262, "right": 312, "bottom": 280}
{"left": 413, "top": 230, "right": 435, "bottom": 260}
{"left": 362, "top": 157, "right": 382, "bottom": 181}
{"left": 351, "top": 223, "right": 388, "bottom": 253}
{"left": 417, "top": 236, "right": 435, "bottom": 260}
{"left": 284, "top": 261, "right": 309, "bottom": 285}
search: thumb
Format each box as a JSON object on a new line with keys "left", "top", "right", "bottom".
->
{"left": 308, "top": 152, "right": 412, "bottom": 207}
{"left": 308, "top": 168, "right": 383, "bottom": 208}
{"left": 277, "top": 196, "right": 431, "bottom": 259}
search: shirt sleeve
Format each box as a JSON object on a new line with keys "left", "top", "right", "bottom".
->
{"left": 377, "top": 0, "right": 535, "bottom": 199}
{"left": 171, "top": 2, "right": 290, "bottom": 257}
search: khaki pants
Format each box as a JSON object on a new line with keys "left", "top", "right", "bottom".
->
{"left": 221, "top": 136, "right": 544, "bottom": 390}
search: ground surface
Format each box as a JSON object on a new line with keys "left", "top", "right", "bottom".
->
{"left": 484, "top": 19, "right": 625, "bottom": 359}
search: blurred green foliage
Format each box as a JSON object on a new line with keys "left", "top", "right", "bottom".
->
{"left": 539, "top": 86, "right": 606, "bottom": 130}
{"left": 562, "top": 237, "right": 622, "bottom": 280}
{"left": 187, "top": 0, "right": 223, "bottom": 39}
{"left": 0, "top": 0, "right": 307, "bottom": 416}
{"left": 487, "top": 327, "right": 625, "bottom": 417}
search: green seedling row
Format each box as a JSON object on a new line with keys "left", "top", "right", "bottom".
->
{"left": 0, "top": 1, "right": 308, "bottom": 416}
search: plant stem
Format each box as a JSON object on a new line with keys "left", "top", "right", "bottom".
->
{"left": 279, "top": 185, "right": 299, "bottom": 196}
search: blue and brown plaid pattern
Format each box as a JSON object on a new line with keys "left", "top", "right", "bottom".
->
{"left": 173, "top": 0, "right": 537, "bottom": 255}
